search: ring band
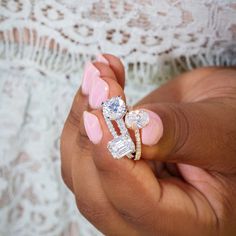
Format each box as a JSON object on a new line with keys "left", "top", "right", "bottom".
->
{"left": 125, "top": 110, "right": 150, "bottom": 160}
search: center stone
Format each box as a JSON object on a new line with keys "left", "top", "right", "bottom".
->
{"left": 102, "top": 96, "right": 127, "bottom": 120}
{"left": 125, "top": 110, "right": 149, "bottom": 129}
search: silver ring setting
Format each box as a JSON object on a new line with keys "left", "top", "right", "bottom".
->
{"left": 102, "top": 96, "right": 135, "bottom": 159}
{"left": 102, "top": 96, "right": 150, "bottom": 160}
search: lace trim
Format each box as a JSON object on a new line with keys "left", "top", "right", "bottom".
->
{"left": 0, "top": 16, "right": 236, "bottom": 84}
{"left": 1, "top": 24, "right": 235, "bottom": 86}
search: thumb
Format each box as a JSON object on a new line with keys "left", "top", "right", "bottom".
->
{"left": 137, "top": 101, "right": 236, "bottom": 173}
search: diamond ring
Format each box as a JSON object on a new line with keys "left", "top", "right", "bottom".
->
{"left": 102, "top": 96, "right": 135, "bottom": 159}
{"left": 125, "top": 110, "right": 149, "bottom": 160}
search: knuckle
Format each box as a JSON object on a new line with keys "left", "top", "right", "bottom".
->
{"left": 91, "top": 142, "right": 118, "bottom": 174}
{"left": 93, "top": 140, "right": 138, "bottom": 178}
{"left": 93, "top": 154, "right": 117, "bottom": 175}
{"left": 167, "top": 104, "right": 190, "bottom": 155}
{"left": 118, "top": 208, "right": 139, "bottom": 224}
{"left": 118, "top": 206, "right": 153, "bottom": 226}
{"left": 67, "top": 109, "right": 81, "bottom": 128}
{"left": 76, "top": 197, "right": 108, "bottom": 224}
{"left": 76, "top": 124, "right": 91, "bottom": 152}
{"left": 93, "top": 147, "right": 131, "bottom": 177}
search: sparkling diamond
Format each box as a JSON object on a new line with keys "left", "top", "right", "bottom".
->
{"left": 102, "top": 96, "right": 127, "bottom": 120}
{"left": 107, "top": 135, "right": 135, "bottom": 159}
{"left": 125, "top": 110, "right": 149, "bottom": 129}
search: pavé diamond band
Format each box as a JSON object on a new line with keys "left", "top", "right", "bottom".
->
{"left": 125, "top": 110, "right": 150, "bottom": 160}
{"left": 102, "top": 96, "right": 135, "bottom": 159}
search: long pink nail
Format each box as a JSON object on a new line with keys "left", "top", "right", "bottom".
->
{"left": 96, "top": 54, "right": 109, "bottom": 65}
{"left": 141, "top": 110, "right": 163, "bottom": 146}
{"left": 89, "top": 77, "right": 109, "bottom": 109}
{"left": 82, "top": 62, "right": 100, "bottom": 95}
{"left": 83, "top": 111, "right": 103, "bottom": 144}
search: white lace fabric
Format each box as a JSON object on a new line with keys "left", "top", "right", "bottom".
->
{"left": 0, "top": 0, "right": 235, "bottom": 235}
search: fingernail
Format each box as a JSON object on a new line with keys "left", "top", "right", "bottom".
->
{"left": 89, "top": 77, "right": 109, "bottom": 109}
{"left": 83, "top": 111, "right": 103, "bottom": 144}
{"left": 96, "top": 54, "right": 109, "bottom": 65}
{"left": 82, "top": 62, "right": 100, "bottom": 95}
{"left": 141, "top": 110, "right": 163, "bottom": 146}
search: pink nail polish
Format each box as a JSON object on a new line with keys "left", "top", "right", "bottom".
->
{"left": 83, "top": 111, "right": 103, "bottom": 144}
{"left": 82, "top": 62, "right": 100, "bottom": 95}
{"left": 89, "top": 77, "right": 109, "bottom": 109}
{"left": 96, "top": 54, "right": 109, "bottom": 65}
{"left": 141, "top": 110, "right": 163, "bottom": 146}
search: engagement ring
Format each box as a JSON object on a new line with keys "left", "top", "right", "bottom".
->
{"left": 125, "top": 110, "right": 149, "bottom": 160}
{"left": 102, "top": 96, "right": 135, "bottom": 159}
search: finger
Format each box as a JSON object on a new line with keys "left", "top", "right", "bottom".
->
{"left": 80, "top": 71, "right": 161, "bottom": 232}
{"left": 64, "top": 58, "right": 123, "bottom": 133}
{"left": 73, "top": 75, "right": 139, "bottom": 234}
{"left": 61, "top": 60, "right": 124, "bottom": 191}
{"left": 71, "top": 136, "right": 139, "bottom": 235}
{"left": 133, "top": 67, "right": 221, "bottom": 178}
{"left": 88, "top": 74, "right": 126, "bottom": 110}
{"left": 87, "top": 58, "right": 125, "bottom": 109}
{"left": 81, "top": 74, "right": 163, "bottom": 233}
{"left": 82, "top": 103, "right": 163, "bottom": 233}
{"left": 132, "top": 68, "right": 236, "bottom": 173}
{"left": 137, "top": 100, "right": 236, "bottom": 173}
{"left": 134, "top": 67, "right": 233, "bottom": 177}
{"left": 97, "top": 54, "right": 126, "bottom": 89}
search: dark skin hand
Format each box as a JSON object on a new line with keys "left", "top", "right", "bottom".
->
{"left": 61, "top": 54, "right": 236, "bottom": 236}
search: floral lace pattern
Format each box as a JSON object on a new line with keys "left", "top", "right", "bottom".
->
{"left": 0, "top": 0, "right": 235, "bottom": 235}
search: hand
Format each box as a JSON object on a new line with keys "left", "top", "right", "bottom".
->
{"left": 60, "top": 54, "right": 236, "bottom": 236}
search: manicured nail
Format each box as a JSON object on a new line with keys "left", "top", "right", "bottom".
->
{"left": 141, "top": 110, "right": 163, "bottom": 146}
{"left": 82, "top": 62, "right": 100, "bottom": 95}
{"left": 89, "top": 77, "right": 109, "bottom": 109}
{"left": 96, "top": 54, "right": 109, "bottom": 65}
{"left": 83, "top": 111, "right": 103, "bottom": 144}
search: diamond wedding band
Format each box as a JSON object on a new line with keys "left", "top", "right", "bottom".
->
{"left": 102, "top": 96, "right": 149, "bottom": 160}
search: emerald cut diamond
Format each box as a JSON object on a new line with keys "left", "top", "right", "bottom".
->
{"left": 107, "top": 135, "right": 135, "bottom": 159}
